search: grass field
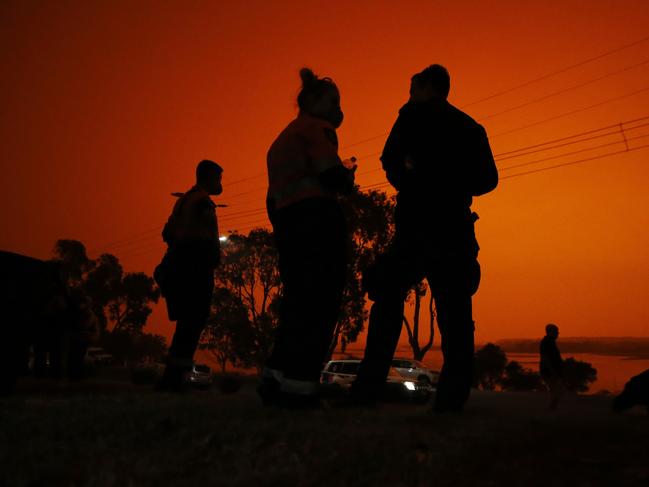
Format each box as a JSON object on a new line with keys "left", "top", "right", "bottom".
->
{"left": 1, "top": 377, "right": 648, "bottom": 487}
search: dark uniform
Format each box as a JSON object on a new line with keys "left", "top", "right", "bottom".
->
{"left": 263, "top": 112, "right": 352, "bottom": 397}
{"left": 540, "top": 335, "right": 565, "bottom": 408}
{"left": 540, "top": 335, "right": 564, "bottom": 380}
{"left": 353, "top": 99, "right": 498, "bottom": 411}
{"left": 156, "top": 186, "right": 220, "bottom": 381}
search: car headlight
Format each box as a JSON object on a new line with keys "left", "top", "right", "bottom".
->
{"left": 404, "top": 381, "right": 416, "bottom": 391}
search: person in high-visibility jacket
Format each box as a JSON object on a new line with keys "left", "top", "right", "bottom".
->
{"left": 259, "top": 68, "right": 355, "bottom": 407}
{"left": 155, "top": 159, "right": 223, "bottom": 391}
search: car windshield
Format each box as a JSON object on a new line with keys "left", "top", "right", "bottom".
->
{"left": 195, "top": 365, "right": 210, "bottom": 373}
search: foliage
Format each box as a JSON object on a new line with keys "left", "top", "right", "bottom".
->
{"left": 215, "top": 229, "right": 281, "bottom": 370}
{"left": 53, "top": 239, "right": 162, "bottom": 364}
{"left": 100, "top": 330, "right": 167, "bottom": 364}
{"left": 106, "top": 272, "right": 160, "bottom": 334}
{"left": 562, "top": 357, "right": 597, "bottom": 393}
{"left": 500, "top": 361, "right": 544, "bottom": 391}
{"left": 333, "top": 188, "right": 395, "bottom": 354}
{"left": 53, "top": 239, "right": 93, "bottom": 286}
{"left": 200, "top": 286, "right": 254, "bottom": 372}
{"left": 473, "top": 343, "right": 508, "bottom": 391}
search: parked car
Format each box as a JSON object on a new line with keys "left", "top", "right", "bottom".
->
{"left": 321, "top": 359, "right": 433, "bottom": 403}
{"left": 391, "top": 358, "right": 439, "bottom": 386}
{"left": 187, "top": 363, "right": 212, "bottom": 389}
{"left": 85, "top": 347, "right": 114, "bottom": 365}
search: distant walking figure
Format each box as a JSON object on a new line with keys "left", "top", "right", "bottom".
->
{"left": 259, "top": 68, "right": 355, "bottom": 407}
{"left": 540, "top": 323, "right": 565, "bottom": 409}
{"left": 351, "top": 65, "right": 498, "bottom": 412}
{"left": 155, "top": 160, "right": 223, "bottom": 391}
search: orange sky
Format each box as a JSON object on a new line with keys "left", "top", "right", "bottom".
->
{"left": 1, "top": 0, "right": 649, "bottom": 345}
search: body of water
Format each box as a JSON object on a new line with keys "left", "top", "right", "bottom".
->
{"left": 334, "top": 346, "right": 649, "bottom": 393}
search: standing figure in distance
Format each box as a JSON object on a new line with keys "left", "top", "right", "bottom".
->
{"left": 260, "top": 67, "right": 355, "bottom": 407}
{"left": 540, "top": 323, "right": 565, "bottom": 410}
{"left": 351, "top": 64, "right": 498, "bottom": 412}
{"left": 155, "top": 159, "right": 223, "bottom": 391}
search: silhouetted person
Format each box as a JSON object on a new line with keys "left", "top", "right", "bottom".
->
{"left": 540, "top": 323, "right": 565, "bottom": 410}
{"left": 612, "top": 369, "right": 649, "bottom": 414}
{"left": 350, "top": 65, "right": 498, "bottom": 412}
{"left": 155, "top": 160, "right": 223, "bottom": 392}
{"left": 258, "top": 68, "right": 355, "bottom": 408}
{"left": 0, "top": 251, "right": 97, "bottom": 392}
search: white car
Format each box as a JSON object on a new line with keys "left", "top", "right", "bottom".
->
{"left": 320, "top": 359, "right": 433, "bottom": 403}
{"left": 84, "top": 347, "right": 114, "bottom": 365}
{"left": 391, "top": 358, "right": 439, "bottom": 386}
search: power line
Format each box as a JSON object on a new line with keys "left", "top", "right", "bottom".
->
{"left": 478, "top": 58, "right": 649, "bottom": 121}
{"left": 98, "top": 114, "right": 649, "bottom": 253}
{"left": 500, "top": 132, "right": 649, "bottom": 172}
{"left": 117, "top": 142, "right": 649, "bottom": 260}
{"left": 494, "top": 115, "right": 649, "bottom": 157}
{"left": 357, "top": 134, "right": 649, "bottom": 191}
{"left": 490, "top": 86, "right": 649, "bottom": 139}
{"left": 501, "top": 142, "right": 649, "bottom": 180}
{"left": 339, "top": 35, "right": 649, "bottom": 150}
{"left": 478, "top": 59, "right": 649, "bottom": 122}
{"left": 461, "top": 34, "right": 649, "bottom": 108}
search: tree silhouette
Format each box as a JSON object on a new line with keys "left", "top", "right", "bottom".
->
{"left": 200, "top": 286, "right": 254, "bottom": 372}
{"left": 402, "top": 281, "right": 435, "bottom": 361}
{"left": 216, "top": 229, "right": 281, "bottom": 369}
{"left": 107, "top": 272, "right": 160, "bottom": 334}
{"left": 53, "top": 239, "right": 93, "bottom": 287}
{"left": 331, "top": 188, "right": 395, "bottom": 356}
{"left": 500, "top": 360, "right": 544, "bottom": 391}
{"left": 563, "top": 357, "right": 597, "bottom": 393}
{"left": 52, "top": 240, "right": 162, "bottom": 364}
{"left": 473, "top": 343, "right": 507, "bottom": 390}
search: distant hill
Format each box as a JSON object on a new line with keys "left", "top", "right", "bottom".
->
{"left": 496, "top": 337, "right": 649, "bottom": 358}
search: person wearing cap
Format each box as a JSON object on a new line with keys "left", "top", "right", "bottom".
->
{"left": 155, "top": 159, "right": 223, "bottom": 391}
{"left": 351, "top": 64, "right": 498, "bottom": 412}
{"left": 540, "top": 323, "right": 565, "bottom": 409}
{"left": 259, "top": 67, "right": 355, "bottom": 407}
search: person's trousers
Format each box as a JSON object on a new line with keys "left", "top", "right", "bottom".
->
{"left": 354, "top": 236, "right": 480, "bottom": 409}
{"left": 164, "top": 254, "right": 215, "bottom": 371}
{"left": 265, "top": 198, "right": 348, "bottom": 395}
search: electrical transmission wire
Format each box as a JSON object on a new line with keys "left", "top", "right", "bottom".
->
{"left": 490, "top": 85, "right": 649, "bottom": 138}
{"left": 106, "top": 116, "right": 649, "bottom": 252}
{"left": 461, "top": 34, "right": 649, "bottom": 108}
{"left": 477, "top": 58, "right": 649, "bottom": 121}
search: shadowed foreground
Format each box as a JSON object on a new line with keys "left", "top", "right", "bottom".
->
{"left": 1, "top": 379, "right": 648, "bottom": 486}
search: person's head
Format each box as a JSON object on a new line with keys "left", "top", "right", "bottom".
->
{"left": 545, "top": 323, "right": 559, "bottom": 339}
{"left": 196, "top": 159, "right": 223, "bottom": 195}
{"left": 409, "top": 64, "right": 450, "bottom": 102}
{"left": 297, "top": 67, "right": 344, "bottom": 128}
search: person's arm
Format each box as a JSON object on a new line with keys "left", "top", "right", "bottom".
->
{"left": 194, "top": 197, "right": 221, "bottom": 266}
{"left": 467, "top": 124, "right": 498, "bottom": 196}
{"left": 380, "top": 106, "right": 412, "bottom": 191}
{"left": 306, "top": 123, "right": 355, "bottom": 195}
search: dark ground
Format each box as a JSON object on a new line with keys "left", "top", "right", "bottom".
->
{"left": 1, "top": 376, "right": 648, "bottom": 487}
